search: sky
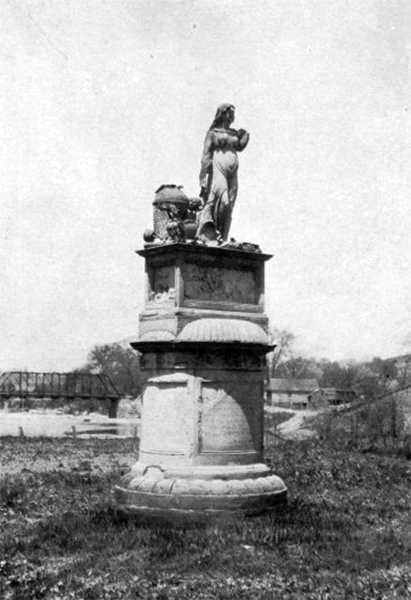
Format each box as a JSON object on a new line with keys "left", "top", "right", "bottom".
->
{"left": 0, "top": 0, "right": 410, "bottom": 371}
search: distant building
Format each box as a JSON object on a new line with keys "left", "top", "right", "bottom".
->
{"left": 308, "top": 388, "right": 357, "bottom": 408}
{"left": 266, "top": 379, "right": 319, "bottom": 409}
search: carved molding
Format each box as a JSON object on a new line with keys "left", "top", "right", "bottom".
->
{"left": 139, "top": 350, "right": 265, "bottom": 371}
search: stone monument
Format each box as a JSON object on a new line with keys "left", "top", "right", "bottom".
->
{"left": 115, "top": 105, "right": 287, "bottom": 521}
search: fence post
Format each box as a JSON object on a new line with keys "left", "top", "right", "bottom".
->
{"left": 133, "top": 426, "right": 138, "bottom": 453}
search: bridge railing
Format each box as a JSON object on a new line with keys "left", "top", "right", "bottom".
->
{"left": 0, "top": 372, "right": 121, "bottom": 418}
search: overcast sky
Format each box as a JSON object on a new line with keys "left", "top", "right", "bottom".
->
{"left": 0, "top": 0, "right": 410, "bottom": 371}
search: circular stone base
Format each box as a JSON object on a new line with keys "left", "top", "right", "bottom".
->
{"left": 114, "top": 468, "right": 287, "bottom": 522}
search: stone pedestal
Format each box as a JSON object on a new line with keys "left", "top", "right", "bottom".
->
{"left": 114, "top": 244, "right": 287, "bottom": 521}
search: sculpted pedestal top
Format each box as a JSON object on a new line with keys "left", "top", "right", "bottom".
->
{"left": 138, "top": 243, "right": 272, "bottom": 342}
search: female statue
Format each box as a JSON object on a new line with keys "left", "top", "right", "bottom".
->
{"left": 197, "top": 103, "right": 250, "bottom": 242}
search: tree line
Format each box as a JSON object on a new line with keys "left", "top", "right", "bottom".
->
{"left": 268, "top": 328, "right": 411, "bottom": 401}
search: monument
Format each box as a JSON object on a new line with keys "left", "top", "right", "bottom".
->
{"left": 114, "top": 104, "right": 287, "bottom": 521}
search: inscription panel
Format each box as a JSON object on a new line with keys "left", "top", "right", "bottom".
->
{"left": 199, "top": 380, "right": 263, "bottom": 453}
{"left": 140, "top": 382, "right": 190, "bottom": 454}
{"left": 184, "top": 264, "right": 257, "bottom": 305}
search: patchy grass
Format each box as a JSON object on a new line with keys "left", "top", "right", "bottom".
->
{"left": 1, "top": 437, "right": 411, "bottom": 599}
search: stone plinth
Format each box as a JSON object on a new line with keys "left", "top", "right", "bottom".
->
{"left": 115, "top": 244, "right": 287, "bottom": 521}
{"left": 138, "top": 243, "right": 271, "bottom": 341}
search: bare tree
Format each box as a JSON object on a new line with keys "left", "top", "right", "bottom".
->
{"left": 267, "top": 328, "right": 296, "bottom": 378}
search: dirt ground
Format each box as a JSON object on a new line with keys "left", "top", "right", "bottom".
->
{"left": 264, "top": 405, "right": 319, "bottom": 439}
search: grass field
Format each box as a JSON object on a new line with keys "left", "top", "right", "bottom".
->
{"left": 1, "top": 435, "right": 411, "bottom": 599}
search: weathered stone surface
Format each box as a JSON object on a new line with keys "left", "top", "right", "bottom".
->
{"left": 114, "top": 470, "right": 286, "bottom": 520}
{"left": 138, "top": 348, "right": 266, "bottom": 371}
{"left": 184, "top": 264, "right": 256, "bottom": 304}
{"left": 177, "top": 318, "right": 269, "bottom": 344}
{"left": 149, "top": 265, "right": 176, "bottom": 302}
{"left": 134, "top": 346, "right": 266, "bottom": 468}
{"left": 137, "top": 244, "right": 271, "bottom": 341}
{"left": 138, "top": 310, "right": 270, "bottom": 342}
{"left": 115, "top": 338, "right": 287, "bottom": 519}
{"left": 198, "top": 104, "right": 249, "bottom": 243}
{"left": 115, "top": 241, "right": 287, "bottom": 521}
{"left": 200, "top": 377, "right": 263, "bottom": 455}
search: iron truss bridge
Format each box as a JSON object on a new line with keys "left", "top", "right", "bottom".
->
{"left": 0, "top": 372, "right": 120, "bottom": 417}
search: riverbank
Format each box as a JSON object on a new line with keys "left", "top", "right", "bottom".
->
{"left": 0, "top": 409, "right": 139, "bottom": 438}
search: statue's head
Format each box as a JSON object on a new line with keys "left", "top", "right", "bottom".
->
{"left": 210, "top": 103, "right": 235, "bottom": 129}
